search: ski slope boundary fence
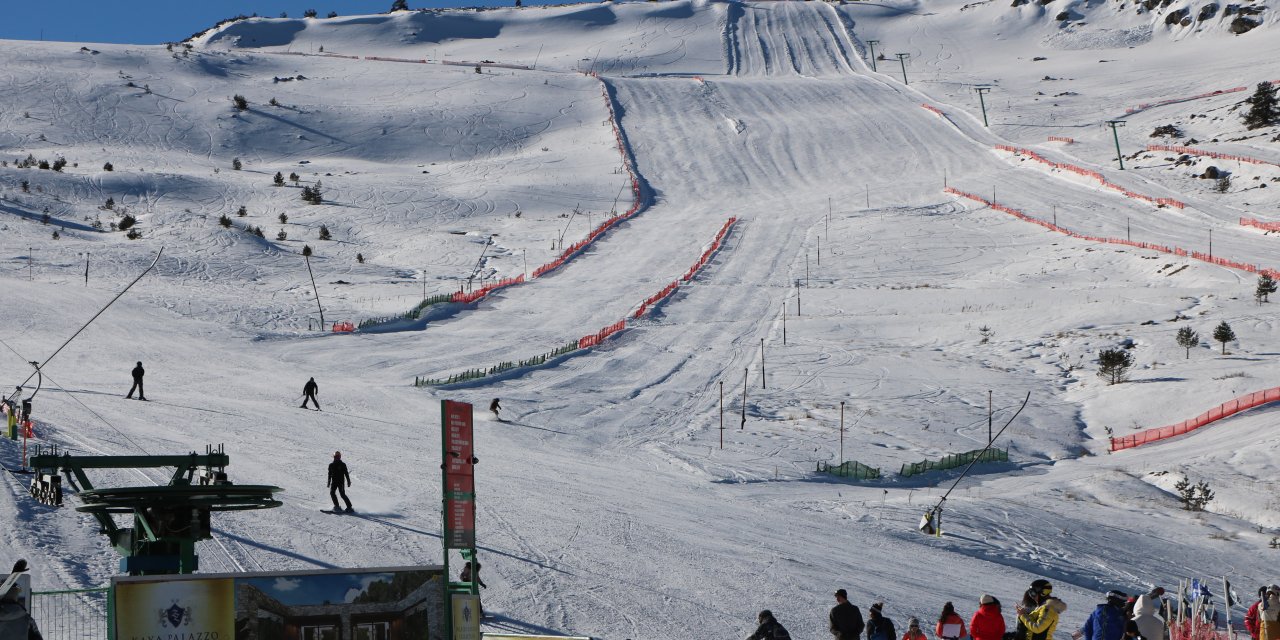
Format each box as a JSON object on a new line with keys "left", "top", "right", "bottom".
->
{"left": 1241, "top": 217, "right": 1280, "bottom": 233}
{"left": 900, "top": 448, "right": 1008, "bottom": 478}
{"left": 816, "top": 460, "right": 882, "bottom": 480}
{"left": 1110, "top": 386, "right": 1280, "bottom": 452}
{"left": 994, "top": 145, "right": 1186, "bottom": 209}
{"left": 944, "top": 187, "right": 1280, "bottom": 279}
{"left": 360, "top": 75, "right": 647, "bottom": 331}
{"left": 1148, "top": 144, "right": 1280, "bottom": 170}
{"left": 30, "top": 586, "right": 109, "bottom": 640}
{"left": 415, "top": 218, "right": 737, "bottom": 387}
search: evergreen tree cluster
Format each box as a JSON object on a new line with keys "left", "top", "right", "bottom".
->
{"left": 1174, "top": 475, "right": 1215, "bottom": 511}
{"left": 1243, "top": 82, "right": 1279, "bottom": 130}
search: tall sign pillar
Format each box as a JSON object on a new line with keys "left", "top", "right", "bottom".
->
{"left": 442, "top": 400, "right": 480, "bottom": 640}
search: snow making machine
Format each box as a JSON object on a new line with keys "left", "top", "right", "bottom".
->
{"left": 27, "top": 443, "right": 282, "bottom": 575}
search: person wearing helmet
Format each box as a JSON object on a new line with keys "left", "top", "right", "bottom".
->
{"left": 327, "top": 451, "right": 353, "bottom": 513}
{"left": 747, "top": 609, "right": 792, "bottom": 640}
{"left": 1079, "top": 591, "right": 1128, "bottom": 640}
{"left": 1017, "top": 595, "right": 1067, "bottom": 640}
{"left": 0, "top": 560, "right": 42, "bottom": 640}
{"left": 1017, "top": 580, "right": 1054, "bottom": 640}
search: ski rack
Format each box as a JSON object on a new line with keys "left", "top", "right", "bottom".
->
{"left": 28, "top": 443, "right": 282, "bottom": 575}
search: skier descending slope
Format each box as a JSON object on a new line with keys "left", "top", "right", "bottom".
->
{"left": 327, "top": 451, "right": 353, "bottom": 513}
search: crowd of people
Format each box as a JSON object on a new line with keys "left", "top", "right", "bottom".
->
{"left": 745, "top": 578, "right": 1260, "bottom": 640}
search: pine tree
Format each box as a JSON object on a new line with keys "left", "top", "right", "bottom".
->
{"left": 219, "top": 214, "right": 232, "bottom": 228}
{"left": 1175, "top": 475, "right": 1195, "bottom": 510}
{"left": 301, "top": 186, "right": 315, "bottom": 203}
{"left": 1213, "top": 321, "right": 1236, "bottom": 354}
{"left": 274, "top": 171, "right": 285, "bottom": 186}
{"left": 103, "top": 162, "right": 113, "bottom": 171}
{"left": 104, "top": 197, "right": 115, "bottom": 210}
{"left": 318, "top": 225, "right": 331, "bottom": 240}
{"left": 1256, "top": 274, "right": 1277, "bottom": 304}
{"left": 279, "top": 212, "right": 289, "bottom": 224}
{"left": 232, "top": 94, "right": 248, "bottom": 111}
{"left": 1243, "top": 82, "right": 1279, "bottom": 130}
{"left": 389, "top": 0, "right": 409, "bottom": 11}
{"left": 1097, "top": 348, "right": 1134, "bottom": 385}
{"left": 232, "top": 157, "right": 242, "bottom": 170}
{"left": 237, "top": 205, "right": 248, "bottom": 217}
{"left": 1176, "top": 326, "right": 1198, "bottom": 359}
{"left": 289, "top": 172, "right": 300, "bottom": 184}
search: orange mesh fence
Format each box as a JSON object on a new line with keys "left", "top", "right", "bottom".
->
{"left": 1149, "top": 144, "right": 1280, "bottom": 170}
{"left": 1110, "top": 387, "right": 1280, "bottom": 451}
{"left": 944, "top": 187, "right": 1280, "bottom": 280}
{"left": 994, "top": 145, "right": 1186, "bottom": 209}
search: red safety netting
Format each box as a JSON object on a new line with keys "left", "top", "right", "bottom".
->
{"left": 1149, "top": 144, "right": 1280, "bottom": 170}
{"left": 450, "top": 275, "right": 526, "bottom": 304}
{"left": 1241, "top": 217, "right": 1280, "bottom": 232}
{"left": 944, "top": 187, "right": 1280, "bottom": 280}
{"left": 1110, "top": 387, "right": 1280, "bottom": 451}
{"left": 633, "top": 218, "right": 738, "bottom": 319}
{"left": 921, "top": 104, "right": 945, "bottom": 116}
{"left": 995, "top": 145, "right": 1186, "bottom": 209}
{"left": 364, "top": 55, "right": 427, "bottom": 64}
{"left": 1124, "top": 85, "right": 1249, "bottom": 115}
{"left": 1047, "top": 136, "right": 1074, "bottom": 144}
{"left": 331, "top": 322, "right": 355, "bottom": 333}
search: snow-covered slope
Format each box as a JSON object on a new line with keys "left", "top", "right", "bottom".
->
{"left": 2, "top": 1, "right": 1280, "bottom": 638}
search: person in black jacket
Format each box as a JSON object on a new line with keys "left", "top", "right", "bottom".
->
{"left": 0, "top": 560, "right": 43, "bottom": 640}
{"left": 831, "top": 589, "right": 865, "bottom": 640}
{"left": 301, "top": 377, "right": 320, "bottom": 410}
{"left": 866, "top": 602, "right": 896, "bottom": 640}
{"left": 328, "top": 451, "right": 353, "bottom": 512}
{"left": 747, "top": 610, "right": 792, "bottom": 640}
{"left": 125, "top": 361, "right": 146, "bottom": 401}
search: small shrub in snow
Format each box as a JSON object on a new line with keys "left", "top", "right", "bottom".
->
{"left": 51, "top": 158, "right": 66, "bottom": 172}
{"left": 126, "top": 228, "right": 141, "bottom": 240}
{"left": 356, "top": 253, "right": 364, "bottom": 264}
{"left": 277, "top": 230, "right": 288, "bottom": 241}
{"left": 1175, "top": 326, "right": 1199, "bottom": 358}
{"left": 232, "top": 94, "right": 248, "bottom": 111}
{"left": 302, "top": 244, "right": 313, "bottom": 257}
{"left": 237, "top": 205, "right": 248, "bottom": 217}
{"left": 318, "top": 225, "right": 331, "bottom": 240}
{"left": 1174, "top": 475, "right": 1215, "bottom": 511}
{"left": 978, "top": 325, "right": 994, "bottom": 344}
{"left": 1213, "top": 321, "right": 1236, "bottom": 353}
{"left": 219, "top": 215, "right": 232, "bottom": 228}
{"left": 1215, "top": 176, "right": 1230, "bottom": 193}
{"left": 1097, "top": 348, "right": 1134, "bottom": 384}
{"left": 251, "top": 226, "right": 265, "bottom": 238}
{"left": 279, "top": 213, "right": 289, "bottom": 224}
{"left": 104, "top": 197, "right": 115, "bottom": 210}
{"left": 327, "top": 11, "right": 337, "bottom": 17}
{"left": 52, "top": 230, "right": 59, "bottom": 240}
{"left": 269, "top": 97, "right": 279, "bottom": 107}
{"left": 232, "top": 157, "right": 242, "bottom": 170}
{"left": 289, "top": 172, "right": 300, "bottom": 184}
{"left": 118, "top": 214, "right": 136, "bottom": 231}
{"left": 37, "top": 160, "right": 50, "bottom": 170}
{"left": 389, "top": 0, "right": 409, "bottom": 11}
{"left": 20, "top": 180, "right": 29, "bottom": 192}
{"left": 304, "top": 8, "right": 317, "bottom": 17}
{"left": 103, "top": 162, "right": 113, "bottom": 171}
{"left": 274, "top": 171, "right": 284, "bottom": 186}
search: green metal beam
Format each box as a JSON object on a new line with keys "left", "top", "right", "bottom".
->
{"left": 29, "top": 453, "right": 229, "bottom": 469}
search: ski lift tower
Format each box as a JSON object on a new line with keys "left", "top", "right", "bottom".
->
{"left": 28, "top": 444, "right": 282, "bottom": 575}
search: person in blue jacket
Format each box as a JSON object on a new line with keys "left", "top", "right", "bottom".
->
{"left": 1079, "top": 591, "right": 1128, "bottom": 640}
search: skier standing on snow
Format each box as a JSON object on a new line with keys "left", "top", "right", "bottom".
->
{"left": 970, "top": 594, "right": 1006, "bottom": 640}
{"left": 903, "top": 618, "right": 928, "bottom": 640}
{"left": 125, "top": 361, "right": 146, "bottom": 401}
{"left": 327, "top": 451, "right": 353, "bottom": 513}
{"left": 1131, "top": 595, "right": 1165, "bottom": 640}
{"left": 1248, "top": 587, "right": 1270, "bottom": 640}
{"left": 1078, "top": 591, "right": 1128, "bottom": 640}
{"left": 866, "top": 602, "right": 897, "bottom": 640}
{"left": 1259, "top": 588, "right": 1280, "bottom": 640}
{"left": 301, "top": 377, "right": 320, "bottom": 410}
{"left": 831, "top": 589, "right": 865, "bottom": 640}
{"left": 460, "top": 560, "right": 487, "bottom": 618}
{"left": 489, "top": 398, "right": 501, "bottom": 419}
{"left": 1017, "top": 596, "right": 1066, "bottom": 640}
{"left": 0, "top": 560, "right": 43, "bottom": 640}
{"left": 937, "top": 602, "right": 967, "bottom": 640}
{"left": 1018, "top": 580, "right": 1054, "bottom": 640}
{"left": 746, "top": 610, "right": 792, "bottom": 640}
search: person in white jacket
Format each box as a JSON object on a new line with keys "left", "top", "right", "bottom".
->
{"left": 1131, "top": 594, "right": 1165, "bottom": 640}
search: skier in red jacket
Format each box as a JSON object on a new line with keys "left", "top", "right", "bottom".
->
{"left": 970, "top": 595, "right": 1006, "bottom": 640}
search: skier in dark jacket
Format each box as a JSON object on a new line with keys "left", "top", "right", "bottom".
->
{"left": 125, "top": 361, "right": 146, "bottom": 400}
{"left": 301, "top": 377, "right": 320, "bottom": 410}
{"left": 0, "top": 561, "right": 43, "bottom": 640}
{"left": 327, "top": 451, "right": 353, "bottom": 512}
{"left": 867, "top": 602, "right": 897, "bottom": 640}
{"left": 747, "top": 610, "right": 792, "bottom": 640}
{"left": 831, "top": 589, "right": 865, "bottom": 640}
{"left": 1018, "top": 580, "right": 1053, "bottom": 640}
{"left": 1079, "top": 591, "right": 1128, "bottom": 640}
{"left": 489, "top": 398, "right": 501, "bottom": 419}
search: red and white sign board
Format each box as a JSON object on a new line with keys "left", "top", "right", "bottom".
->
{"left": 442, "top": 400, "right": 476, "bottom": 549}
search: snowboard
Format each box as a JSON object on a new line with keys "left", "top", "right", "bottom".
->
{"left": 321, "top": 508, "right": 354, "bottom": 514}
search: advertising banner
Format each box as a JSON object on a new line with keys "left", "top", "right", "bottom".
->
{"left": 451, "top": 593, "right": 481, "bottom": 640}
{"left": 113, "top": 565, "right": 444, "bottom": 640}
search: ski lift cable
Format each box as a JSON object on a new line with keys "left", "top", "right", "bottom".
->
{"left": 11, "top": 248, "right": 163, "bottom": 393}
{"left": 929, "top": 391, "right": 1030, "bottom": 513}
{"left": 36, "top": 367, "right": 152, "bottom": 458}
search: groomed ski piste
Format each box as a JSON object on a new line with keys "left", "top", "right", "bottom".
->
{"left": 2, "top": 0, "right": 1280, "bottom": 637}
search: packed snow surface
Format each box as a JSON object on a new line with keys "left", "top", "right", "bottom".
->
{"left": 2, "top": 0, "right": 1280, "bottom": 638}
